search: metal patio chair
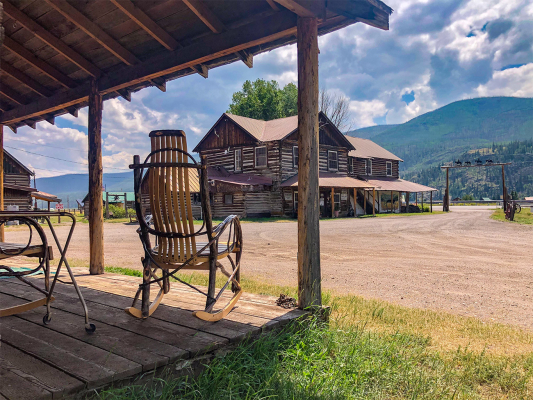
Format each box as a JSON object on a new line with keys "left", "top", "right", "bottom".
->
{"left": 126, "top": 130, "right": 243, "bottom": 321}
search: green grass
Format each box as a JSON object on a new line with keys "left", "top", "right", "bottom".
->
{"left": 491, "top": 208, "right": 533, "bottom": 225}
{"left": 93, "top": 266, "right": 533, "bottom": 399}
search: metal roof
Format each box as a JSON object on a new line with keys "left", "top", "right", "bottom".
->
{"left": 208, "top": 166, "right": 272, "bottom": 186}
{"left": 364, "top": 177, "right": 436, "bottom": 192}
{"left": 345, "top": 136, "right": 403, "bottom": 161}
{"left": 281, "top": 172, "right": 375, "bottom": 188}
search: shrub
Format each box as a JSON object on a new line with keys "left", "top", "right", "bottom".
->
{"left": 108, "top": 204, "right": 126, "bottom": 219}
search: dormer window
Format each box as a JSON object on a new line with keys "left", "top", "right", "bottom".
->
{"left": 255, "top": 146, "right": 267, "bottom": 168}
{"left": 235, "top": 148, "right": 242, "bottom": 172}
{"left": 328, "top": 150, "right": 338, "bottom": 171}
{"left": 365, "top": 159, "right": 372, "bottom": 175}
{"left": 293, "top": 146, "right": 299, "bottom": 168}
{"left": 386, "top": 161, "right": 392, "bottom": 176}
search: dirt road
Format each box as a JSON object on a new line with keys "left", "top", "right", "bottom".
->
{"left": 8, "top": 208, "right": 533, "bottom": 329}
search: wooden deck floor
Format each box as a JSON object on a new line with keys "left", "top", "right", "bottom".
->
{"left": 0, "top": 267, "right": 305, "bottom": 399}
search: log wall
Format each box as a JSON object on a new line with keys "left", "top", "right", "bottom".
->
{"left": 349, "top": 157, "right": 400, "bottom": 178}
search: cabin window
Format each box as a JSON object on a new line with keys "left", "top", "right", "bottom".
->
{"left": 255, "top": 146, "right": 267, "bottom": 168}
{"left": 348, "top": 158, "right": 353, "bottom": 174}
{"left": 365, "top": 159, "right": 372, "bottom": 175}
{"left": 386, "top": 161, "right": 392, "bottom": 176}
{"left": 235, "top": 148, "right": 242, "bottom": 172}
{"left": 224, "top": 194, "right": 233, "bottom": 205}
{"left": 193, "top": 193, "right": 201, "bottom": 205}
{"left": 294, "top": 191, "right": 298, "bottom": 210}
{"left": 293, "top": 146, "right": 299, "bottom": 168}
{"left": 328, "top": 151, "right": 338, "bottom": 171}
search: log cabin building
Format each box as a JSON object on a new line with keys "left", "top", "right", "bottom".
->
{"left": 194, "top": 112, "right": 436, "bottom": 218}
{"left": 3, "top": 150, "right": 36, "bottom": 211}
{"left": 194, "top": 112, "right": 374, "bottom": 218}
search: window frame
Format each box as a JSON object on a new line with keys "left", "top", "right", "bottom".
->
{"left": 334, "top": 193, "right": 341, "bottom": 210}
{"left": 365, "top": 159, "right": 372, "bottom": 175}
{"left": 234, "top": 148, "right": 242, "bottom": 172}
{"left": 293, "top": 146, "right": 299, "bottom": 168}
{"left": 254, "top": 146, "right": 268, "bottom": 168}
{"left": 328, "top": 150, "right": 338, "bottom": 172}
{"left": 294, "top": 191, "right": 298, "bottom": 211}
{"left": 224, "top": 194, "right": 233, "bottom": 205}
{"left": 348, "top": 157, "right": 353, "bottom": 174}
{"left": 386, "top": 161, "right": 392, "bottom": 176}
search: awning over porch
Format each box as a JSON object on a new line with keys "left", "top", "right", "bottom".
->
{"left": 281, "top": 172, "right": 374, "bottom": 189}
{"left": 363, "top": 177, "right": 436, "bottom": 192}
{"left": 31, "top": 191, "right": 61, "bottom": 203}
{"left": 208, "top": 167, "right": 272, "bottom": 187}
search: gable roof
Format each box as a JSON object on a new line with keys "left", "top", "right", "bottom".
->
{"left": 344, "top": 136, "right": 403, "bottom": 161}
{"left": 4, "top": 150, "right": 34, "bottom": 176}
{"left": 194, "top": 111, "right": 355, "bottom": 152}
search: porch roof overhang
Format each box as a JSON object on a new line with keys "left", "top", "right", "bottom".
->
{"left": 31, "top": 190, "right": 60, "bottom": 202}
{"left": 0, "top": 0, "right": 392, "bottom": 131}
{"left": 209, "top": 174, "right": 273, "bottom": 187}
{"left": 4, "top": 183, "right": 37, "bottom": 192}
{"left": 281, "top": 172, "right": 375, "bottom": 189}
{"left": 364, "top": 177, "right": 436, "bottom": 192}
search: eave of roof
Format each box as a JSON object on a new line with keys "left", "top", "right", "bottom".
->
{"left": 364, "top": 177, "right": 436, "bottom": 192}
{"left": 31, "top": 190, "right": 61, "bottom": 202}
{"left": 3, "top": 150, "right": 34, "bottom": 176}
{"left": 345, "top": 136, "right": 403, "bottom": 161}
{"left": 281, "top": 172, "right": 374, "bottom": 188}
{"left": 4, "top": 183, "right": 37, "bottom": 192}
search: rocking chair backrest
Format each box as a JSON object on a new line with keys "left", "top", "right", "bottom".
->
{"left": 148, "top": 130, "right": 198, "bottom": 263}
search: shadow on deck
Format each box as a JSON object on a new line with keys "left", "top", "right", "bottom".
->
{"left": 0, "top": 268, "right": 305, "bottom": 399}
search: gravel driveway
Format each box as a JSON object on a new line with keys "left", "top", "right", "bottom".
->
{"left": 7, "top": 207, "right": 533, "bottom": 329}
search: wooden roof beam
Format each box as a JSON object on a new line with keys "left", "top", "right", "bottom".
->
{"left": 45, "top": 0, "right": 140, "bottom": 66}
{"left": 1, "top": 62, "right": 53, "bottom": 97}
{"left": 3, "top": 36, "right": 77, "bottom": 89}
{"left": 182, "top": 0, "right": 253, "bottom": 68}
{"left": 273, "top": 0, "right": 322, "bottom": 17}
{"left": 3, "top": 1, "right": 102, "bottom": 77}
{"left": 110, "top": 0, "right": 209, "bottom": 78}
{"left": 327, "top": 0, "right": 390, "bottom": 30}
{"left": 0, "top": 11, "right": 314, "bottom": 125}
{"left": 266, "top": 0, "right": 280, "bottom": 11}
{"left": 0, "top": 84, "right": 29, "bottom": 106}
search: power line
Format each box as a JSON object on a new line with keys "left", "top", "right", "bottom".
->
{"left": 6, "top": 146, "right": 130, "bottom": 170}
{"left": 6, "top": 138, "right": 86, "bottom": 153}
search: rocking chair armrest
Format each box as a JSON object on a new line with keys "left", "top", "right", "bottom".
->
{"left": 212, "top": 215, "right": 240, "bottom": 238}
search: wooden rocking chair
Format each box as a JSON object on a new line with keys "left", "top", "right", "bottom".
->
{"left": 126, "top": 130, "right": 243, "bottom": 321}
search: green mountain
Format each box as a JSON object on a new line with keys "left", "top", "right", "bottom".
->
{"left": 346, "top": 124, "right": 399, "bottom": 139}
{"left": 347, "top": 97, "right": 533, "bottom": 172}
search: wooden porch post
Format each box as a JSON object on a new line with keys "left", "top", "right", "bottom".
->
{"left": 421, "top": 192, "right": 424, "bottom": 212}
{"left": 331, "top": 187, "right": 334, "bottom": 217}
{"left": 501, "top": 165, "right": 507, "bottom": 212}
{"left": 398, "top": 192, "right": 401, "bottom": 213}
{"left": 372, "top": 188, "right": 376, "bottom": 216}
{"left": 405, "top": 191, "right": 410, "bottom": 213}
{"left": 390, "top": 190, "right": 393, "bottom": 213}
{"left": 0, "top": 125, "right": 4, "bottom": 242}
{"left": 88, "top": 79, "right": 104, "bottom": 274}
{"left": 363, "top": 189, "right": 367, "bottom": 215}
{"left": 430, "top": 191, "right": 433, "bottom": 213}
{"left": 353, "top": 188, "right": 357, "bottom": 216}
{"left": 444, "top": 168, "right": 449, "bottom": 212}
{"left": 297, "top": 16, "right": 321, "bottom": 310}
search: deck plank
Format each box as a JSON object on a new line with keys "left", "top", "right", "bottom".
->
{"left": 0, "top": 367, "right": 52, "bottom": 400}
{"left": 0, "top": 343, "right": 85, "bottom": 399}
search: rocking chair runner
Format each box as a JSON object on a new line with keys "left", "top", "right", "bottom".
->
{"left": 126, "top": 130, "right": 243, "bottom": 321}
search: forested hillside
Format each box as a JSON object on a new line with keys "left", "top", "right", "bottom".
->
{"left": 403, "top": 140, "right": 533, "bottom": 200}
{"left": 347, "top": 97, "right": 533, "bottom": 172}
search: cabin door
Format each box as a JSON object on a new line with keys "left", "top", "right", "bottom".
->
{"left": 320, "top": 191, "right": 331, "bottom": 218}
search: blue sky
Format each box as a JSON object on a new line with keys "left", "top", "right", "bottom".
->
{"left": 6, "top": 0, "right": 533, "bottom": 177}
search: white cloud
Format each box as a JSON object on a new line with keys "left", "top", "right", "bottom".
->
{"left": 349, "top": 99, "right": 387, "bottom": 128}
{"left": 475, "top": 63, "right": 533, "bottom": 97}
